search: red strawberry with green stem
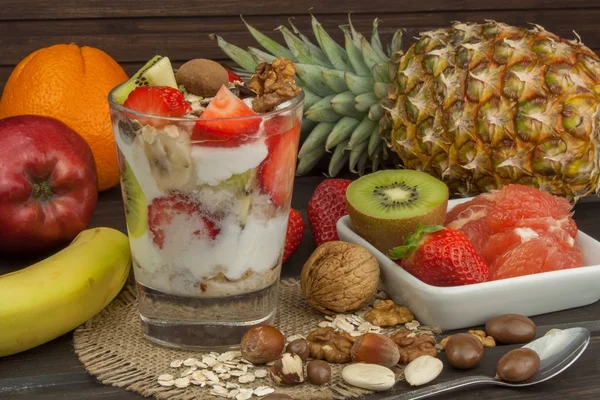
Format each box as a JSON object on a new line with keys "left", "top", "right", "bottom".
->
{"left": 389, "top": 225, "right": 490, "bottom": 287}
{"left": 193, "top": 86, "right": 260, "bottom": 146}
{"left": 123, "top": 86, "right": 191, "bottom": 127}
{"left": 307, "top": 179, "right": 352, "bottom": 246}
{"left": 282, "top": 208, "right": 304, "bottom": 264}
{"left": 258, "top": 124, "right": 301, "bottom": 207}
{"left": 148, "top": 194, "right": 220, "bottom": 249}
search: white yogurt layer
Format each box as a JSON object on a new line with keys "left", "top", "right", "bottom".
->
{"left": 130, "top": 207, "right": 288, "bottom": 296}
{"left": 191, "top": 140, "right": 268, "bottom": 186}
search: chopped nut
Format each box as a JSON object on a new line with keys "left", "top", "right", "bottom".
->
{"left": 364, "top": 300, "right": 415, "bottom": 327}
{"left": 249, "top": 57, "right": 302, "bottom": 113}
{"left": 467, "top": 330, "right": 496, "bottom": 348}
{"left": 391, "top": 331, "right": 438, "bottom": 364}
{"left": 405, "top": 320, "right": 421, "bottom": 331}
{"left": 307, "top": 327, "right": 356, "bottom": 363}
{"left": 439, "top": 336, "right": 450, "bottom": 350}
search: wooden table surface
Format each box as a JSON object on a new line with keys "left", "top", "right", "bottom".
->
{"left": 1, "top": 176, "right": 600, "bottom": 399}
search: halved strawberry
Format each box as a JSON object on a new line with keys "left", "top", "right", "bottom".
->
{"left": 258, "top": 124, "right": 301, "bottom": 207}
{"left": 123, "top": 86, "right": 191, "bottom": 127}
{"left": 148, "top": 193, "right": 220, "bottom": 249}
{"left": 226, "top": 68, "right": 245, "bottom": 85}
{"left": 193, "top": 86, "right": 260, "bottom": 147}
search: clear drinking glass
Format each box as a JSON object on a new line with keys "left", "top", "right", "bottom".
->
{"left": 108, "top": 86, "right": 304, "bottom": 350}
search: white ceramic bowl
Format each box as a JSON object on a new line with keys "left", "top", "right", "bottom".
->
{"left": 336, "top": 198, "right": 600, "bottom": 331}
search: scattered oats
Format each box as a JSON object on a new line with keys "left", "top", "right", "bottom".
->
{"left": 158, "top": 380, "right": 175, "bottom": 387}
{"left": 191, "top": 371, "right": 206, "bottom": 381}
{"left": 369, "top": 326, "right": 382, "bottom": 332}
{"left": 236, "top": 388, "right": 253, "bottom": 400}
{"left": 318, "top": 321, "right": 332, "bottom": 328}
{"left": 194, "top": 361, "right": 208, "bottom": 368}
{"left": 346, "top": 315, "right": 364, "bottom": 326}
{"left": 158, "top": 374, "right": 174, "bottom": 381}
{"left": 240, "top": 364, "right": 249, "bottom": 373}
{"left": 407, "top": 332, "right": 417, "bottom": 338}
{"left": 208, "top": 381, "right": 224, "bottom": 387}
{"left": 214, "top": 365, "right": 229, "bottom": 374}
{"left": 286, "top": 334, "right": 305, "bottom": 342}
{"left": 227, "top": 389, "right": 240, "bottom": 399}
{"left": 229, "top": 370, "right": 245, "bottom": 377}
{"left": 218, "top": 351, "right": 239, "bottom": 362}
{"left": 325, "top": 315, "right": 335, "bottom": 321}
{"left": 190, "top": 380, "right": 206, "bottom": 387}
{"left": 203, "top": 356, "right": 218, "bottom": 367}
{"left": 357, "top": 322, "right": 372, "bottom": 333}
{"left": 174, "top": 377, "right": 190, "bottom": 388}
{"left": 349, "top": 331, "right": 364, "bottom": 337}
{"left": 333, "top": 315, "right": 355, "bottom": 332}
{"left": 170, "top": 359, "right": 183, "bottom": 368}
{"left": 254, "top": 369, "right": 268, "bottom": 378}
{"left": 210, "top": 386, "right": 229, "bottom": 397}
{"left": 266, "top": 360, "right": 276, "bottom": 367}
{"left": 240, "top": 358, "right": 253, "bottom": 364}
{"left": 218, "top": 373, "right": 231, "bottom": 380}
{"left": 254, "top": 386, "right": 275, "bottom": 396}
{"left": 406, "top": 320, "right": 421, "bottom": 331}
{"left": 225, "top": 382, "right": 239, "bottom": 389}
{"left": 181, "top": 367, "right": 197, "bottom": 377}
{"left": 183, "top": 357, "right": 198, "bottom": 367}
{"left": 238, "top": 373, "right": 256, "bottom": 383}
{"left": 204, "top": 370, "right": 220, "bottom": 382}
{"left": 163, "top": 124, "right": 180, "bottom": 138}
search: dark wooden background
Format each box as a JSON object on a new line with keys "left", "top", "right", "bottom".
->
{"left": 2, "top": 1, "right": 600, "bottom": 95}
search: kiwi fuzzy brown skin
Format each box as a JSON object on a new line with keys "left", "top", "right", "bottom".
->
{"left": 346, "top": 197, "right": 448, "bottom": 256}
{"left": 176, "top": 59, "right": 229, "bottom": 97}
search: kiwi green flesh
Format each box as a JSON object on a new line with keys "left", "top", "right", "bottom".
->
{"left": 113, "top": 56, "right": 178, "bottom": 104}
{"left": 346, "top": 169, "right": 449, "bottom": 219}
{"left": 121, "top": 160, "right": 148, "bottom": 238}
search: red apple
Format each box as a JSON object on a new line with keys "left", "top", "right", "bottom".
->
{"left": 0, "top": 115, "right": 98, "bottom": 255}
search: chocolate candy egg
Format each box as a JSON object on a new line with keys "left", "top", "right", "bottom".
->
{"left": 445, "top": 333, "right": 484, "bottom": 369}
{"left": 496, "top": 348, "right": 540, "bottom": 382}
{"left": 485, "top": 314, "right": 536, "bottom": 344}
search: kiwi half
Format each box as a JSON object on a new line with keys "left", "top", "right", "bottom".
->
{"left": 120, "top": 160, "right": 148, "bottom": 238}
{"left": 346, "top": 169, "right": 449, "bottom": 256}
{"left": 113, "top": 56, "right": 178, "bottom": 104}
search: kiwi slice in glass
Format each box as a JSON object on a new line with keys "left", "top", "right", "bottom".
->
{"left": 346, "top": 169, "right": 449, "bottom": 256}
{"left": 120, "top": 160, "right": 148, "bottom": 238}
{"left": 113, "top": 55, "right": 178, "bottom": 104}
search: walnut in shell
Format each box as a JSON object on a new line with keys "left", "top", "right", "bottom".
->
{"left": 300, "top": 241, "right": 380, "bottom": 315}
{"left": 364, "top": 300, "right": 415, "bottom": 327}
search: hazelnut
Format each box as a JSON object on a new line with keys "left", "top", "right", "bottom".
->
{"left": 240, "top": 325, "right": 285, "bottom": 364}
{"left": 175, "top": 58, "right": 228, "bottom": 97}
{"left": 269, "top": 353, "right": 305, "bottom": 386}
{"left": 306, "top": 360, "right": 331, "bottom": 385}
{"left": 350, "top": 333, "right": 400, "bottom": 368}
{"left": 286, "top": 339, "right": 310, "bottom": 361}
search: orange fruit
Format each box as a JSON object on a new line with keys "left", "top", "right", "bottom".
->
{"left": 0, "top": 44, "right": 128, "bottom": 191}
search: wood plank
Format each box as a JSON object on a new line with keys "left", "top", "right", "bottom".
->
{"left": 2, "top": 0, "right": 598, "bottom": 21}
{"left": 1, "top": 10, "right": 600, "bottom": 68}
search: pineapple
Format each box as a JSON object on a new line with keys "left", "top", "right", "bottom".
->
{"left": 214, "top": 16, "right": 600, "bottom": 200}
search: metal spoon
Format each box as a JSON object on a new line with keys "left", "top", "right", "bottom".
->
{"left": 383, "top": 327, "right": 590, "bottom": 400}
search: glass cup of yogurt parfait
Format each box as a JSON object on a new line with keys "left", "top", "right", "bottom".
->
{"left": 108, "top": 61, "right": 304, "bottom": 349}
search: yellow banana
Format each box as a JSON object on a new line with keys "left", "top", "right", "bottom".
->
{"left": 0, "top": 227, "right": 131, "bottom": 357}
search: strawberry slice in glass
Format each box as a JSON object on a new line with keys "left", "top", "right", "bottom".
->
{"left": 193, "top": 85, "right": 260, "bottom": 147}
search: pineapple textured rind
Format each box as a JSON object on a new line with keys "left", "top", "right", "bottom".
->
{"left": 391, "top": 21, "right": 600, "bottom": 200}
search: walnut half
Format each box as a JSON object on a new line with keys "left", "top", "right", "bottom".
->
{"left": 391, "top": 331, "right": 438, "bottom": 364}
{"left": 364, "top": 300, "right": 415, "bottom": 327}
{"left": 306, "top": 327, "right": 356, "bottom": 364}
{"left": 249, "top": 57, "right": 302, "bottom": 113}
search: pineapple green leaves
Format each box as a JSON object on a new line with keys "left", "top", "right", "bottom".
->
{"left": 213, "top": 14, "right": 403, "bottom": 176}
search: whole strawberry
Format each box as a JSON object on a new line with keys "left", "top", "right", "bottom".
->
{"left": 390, "top": 225, "right": 490, "bottom": 286}
{"left": 283, "top": 208, "right": 304, "bottom": 264}
{"left": 307, "top": 179, "right": 352, "bottom": 246}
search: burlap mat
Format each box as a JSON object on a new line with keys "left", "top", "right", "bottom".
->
{"left": 74, "top": 279, "right": 426, "bottom": 399}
